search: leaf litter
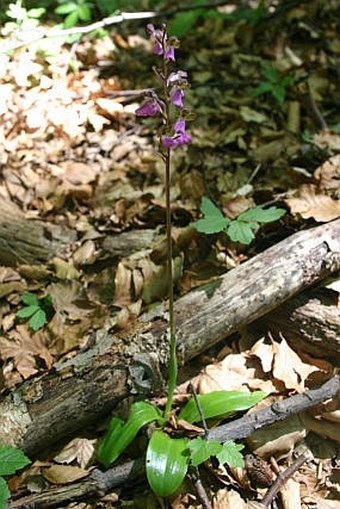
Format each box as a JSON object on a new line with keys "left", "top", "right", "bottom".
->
{"left": 0, "top": 1, "right": 339, "bottom": 507}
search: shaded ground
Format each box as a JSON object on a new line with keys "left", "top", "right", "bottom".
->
{"left": 0, "top": 1, "right": 339, "bottom": 507}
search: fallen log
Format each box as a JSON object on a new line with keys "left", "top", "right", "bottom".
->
{"left": 0, "top": 219, "right": 339, "bottom": 457}
{"left": 8, "top": 376, "right": 340, "bottom": 509}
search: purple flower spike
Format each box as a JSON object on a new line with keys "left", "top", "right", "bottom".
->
{"left": 136, "top": 98, "right": 161, "bottom": 117}
{"left": 162, "top": 118, "right": 191, "bottom": 148}
{"left": 171, "top": 88, "right": 184, "bottom": 108}
{"left": 165, "top": 46, "right": 175, "bottom": 62}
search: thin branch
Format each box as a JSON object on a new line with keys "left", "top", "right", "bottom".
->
{"left": 261, "top": 452, "right": 309, "bottom": 507}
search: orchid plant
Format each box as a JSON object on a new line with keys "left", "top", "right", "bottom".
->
{"left": 97, "top": 24, "right": 266, "bottom": 498}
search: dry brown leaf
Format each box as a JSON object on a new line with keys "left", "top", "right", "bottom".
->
{"left": 54, "top": 438, "right": 95, "bottom": 468}
{"left": 43, "top": 464, "right": 90, "bottom": 484}
{"left": 272, "top": 338, "right": 318, "bottom": 391}
{"left": 285, "top": 184, "right": 340, "bottom": 222}
{"left": 314, "top": 154, "right": 340, "bottom": 192}
{"left": 280, "top": 479, "right": 301, "bottom": 509}
{"left": 113, "top": 262, "right": 132, "bottom": 307}
{"left": 0, "top": 325, "right": 54, "bottom": 378}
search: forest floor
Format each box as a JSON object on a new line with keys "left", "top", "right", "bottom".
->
{"left": 0, "top": 1, "right": 339, "bottom": 508}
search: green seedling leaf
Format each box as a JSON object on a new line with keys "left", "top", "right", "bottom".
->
{"left": 189, "top": 437, "right": 222, "bottom": 467}
{"left": 55, "top": 3, "right": 77, "bottom": 15}
{"left": 238, "top": 206, "right": 286, "bottom": 223}
{"left": 29, "top": 308, "right": 47, "bottom": 331}
{"left": 227, "top": 220, "right": 257, "bottom": 244}
{"left": 0, "top": 477, "right": 10, "bottom": 509}
{"left": 216, "top": 440, "right": 245, "bottom": 468}
{"left": 16, "top": 305, "right": 40, "bottom": 319}
{"left": 97, "top": 402, "right": 161, "bottom": 467}
{"left": 179, "top": 390, "right": 267, "bottom": 424}
{"left": 146, "top": 431, "right": 189, "bottom": 497}
{"left": 0, "top": 445, "right": 31, "bottom": 476}
{"left": 252, "top": 81, "right": 273, "bottom": 97}
{"left": 21, "top": 293, "right": 39, "bottom": 306}
{"left": 191, "top": 197, "right": 230, "bottom": 234}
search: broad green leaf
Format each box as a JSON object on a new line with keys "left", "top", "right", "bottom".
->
{"left": 178, "top": 390, "right": 267, "bottom": 424}
{"left": 272, "top": 85, "right": 286, "bottom": 104}
{"left": 0, "top": 477, "right": 10, "bottom": 509}
{"left": 216, "top": 440, "right": 245, "bottom": 468}
{"left": 21, "top": 293, "right": 39, "bottom": 306}
{"left": 189, "top": 437, "right": 222, "bottom": 467}
{"left": 55, "top": 3, "right": 77, "bottom": 15}
{"left": 146, "top": 431, "right": 189, "bottom": 497}
{"left": 16, "top": 305, "right": 40, "bottom": 319}
{"left": 64, "top": 10, "right": 79, "bottom": 28}
{"left": 191, "top": 197, "right": 230, "bottom": 234}
{"left": 227, "top": 220, "right": 257, "bottom": 244}
{"left": 78, "top": 5, "right": 92, "bottom": 21}
{"left": 97, "top": 402, "right": 161, "bottom": 467}
{"left": 238, "top": 206, "right": 286, "bottom": 223}
{"left": 0, "top": 445, "right": 31, "bottom": 476}
{"left": 29, "top": 308, "right": 46, "bottom": 331}
{"left": 252, "top": 82, "right": 273, "bottom": 97}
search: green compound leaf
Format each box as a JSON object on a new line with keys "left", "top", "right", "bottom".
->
{"left": 97, "top": 402, "right": 162, "bottom": 467}
{"left": 178, "top": 390, "right": 267, "bottom": 424}
{"left": 191, "top": 197, "right": 230, "bottom": 234}
{"left": 21, "top": 293, "right": 39, "bottom": 306}
{"left": 238, "top": 206, "right": 286, "bottom": 223}
{"left": 0, "top": 445, "right": 31, "bottom": 476}
{"left": 146, "top": 431, "right": 189, "bottom": 497}
{"left": 189, "top": 437, "right": 222, "bottom": 467}
{"left": 216, "top": 440, "right": 245, "bottom": 468}
{"left": 0, "top": 477, "right": 10, "bottom": 509}
{"left": 29, "top": 308, "right": 47, "bottom": 331}
{"left": 16, "top": 305, "right": 40, "bottom": 319}
{"left": 227, "top": 220, "right": 257, "bottom": 244}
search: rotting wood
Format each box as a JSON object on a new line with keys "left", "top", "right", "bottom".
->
{"left": 8, "top": 376, "right": 339, "bottom": 509}
{"left": 263, "top": 289, "right": 340, "bottom": 363}
{"left": 0, "top": 219, "right": 339, "bottom": 457}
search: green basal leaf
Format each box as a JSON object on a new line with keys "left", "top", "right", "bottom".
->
{"left": 189, "top": 437, "right": 222, "bottom": 467}
{"left": 146, "top": 431, "right": 189, "bottom": 497}
{"left": 238, "top": 206, "right": 286, "bottom": 223}
{"left": 97, "top": 402, "right": 161, "bottom": 467}
{"left": 29, "top": 308, "right": 47, "bottom": 331}
{"left": 16, "top": 305, "right": 40, "bottom": 319}
{"left": 178, "top": 390, "right": 267, "bottom": 424}
{"left": 21, "top": 293, "right": 39, "bottom": 306}
{"left": 0, "top": 445, "right": 31, "bottom": 476}
{"left": 191, "top": 197, "right": 230, "bottom": 234}
{"left": 216, "top": 440, "right": 245, "bottom": 468}
{"left": 0, "top": 477, "right": 10, "bottom": 509}
{"left": 227, "top": 220, "right": 257, "bottom": 244}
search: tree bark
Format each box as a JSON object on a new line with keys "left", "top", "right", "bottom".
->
{"left": 0, "top": 219, "right": 339, "bottom": 457}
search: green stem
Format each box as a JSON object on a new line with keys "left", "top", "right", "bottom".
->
{"left": 164, "top": 147, "right": 177, "bottom": 418}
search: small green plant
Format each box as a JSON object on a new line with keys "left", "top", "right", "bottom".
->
{"left": 16, "top": 292, "right": 53, "bottom": 331}
{"left": 54, "top": 0, "right": 94, "bottom": 28}
{"left": 97, "top": 24, "right": 267, "bottom": 498}
{"left": 192, "top": 197, "right": 286, "bottom": 244}
{"left": 4, "top": 0, "right": 45, "bottom": 31}
{"left": 252, "top": 62, "right": 295, "bottom": 104}
{"left": 0, "top": 445, "right": 30, "bottom": 509}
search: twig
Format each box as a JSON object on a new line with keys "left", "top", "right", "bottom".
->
{"left": 261, "top": 452, "right": 308, "bottom": 507}
{"left": 189, "top": 382, "right": 209, "bottom": 439}
{"left": 189, "top": 466, "right": 213, "bottom": 509}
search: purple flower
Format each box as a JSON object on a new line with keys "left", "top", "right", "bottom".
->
{"left": 167, "top": 70, "right": 188, "bottom": 86}
{"left": 162, "top": 118, "right": 191, "bottom": 148}
{"left": 170, "top": 88, "right": 184, "bottom": 108}
{"left": 146, "top": 23, "right": 176, "bottom": 62}
{"left": 136, "top": 98, "right": 161, "bottom": 117}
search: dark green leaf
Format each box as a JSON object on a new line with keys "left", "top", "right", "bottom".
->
{"left": 29, "top": 308, "right": 46, "bottom": 331}
{"left": 262, "top": 64, "right": 278, "bottom": 83}
{"left": 21, "top": 293, "right": 39, "bottom": 306}
{"left": 272, "top": 85, "right": 286, "bottom": 104}
{"left": 16, "top": 305, "right": 40, "bottom": 319}
{"left": 216, "top": 440, "right": 245, "bottom": 468}
{"left": 238, "top": 206, "right": 286, "bottom": 223}
{"left": 169, "top": 11, "right": 201, "bottom": 37}
{"left": 97, "top": 402, "right": 161, "bottom": 467}
{"left": 191, "top": 197, "right": 230, "bottom": 234}
{"left": 146, "top": 431, "right": 189, "bottom": 497}
{"left": 0, "top": 477, "right": 10, "bottom": 509}
{"left": 252, "top": 82, "right": 273, "bottom": 97}
{"left": 178, "top": 390, "right": 267, "bottom": 424}
{"left": 227, "top": 220, "right": 257, "bottom": 244}
{"left": 0, "top": 445, "right": 31, "bottom": 476}
{"left": 189, "top": 437, "right": 222, "bottom": 467}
